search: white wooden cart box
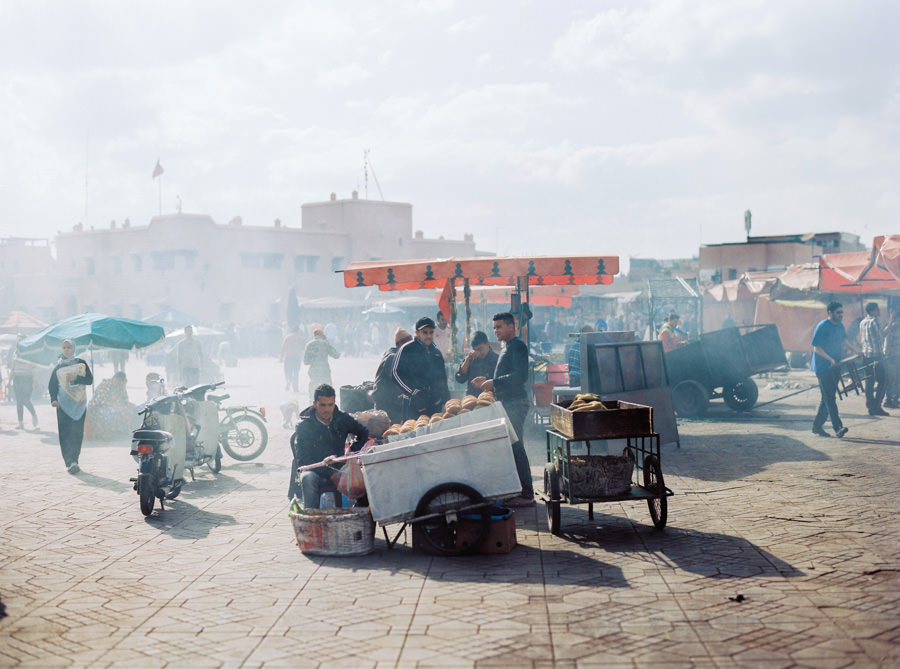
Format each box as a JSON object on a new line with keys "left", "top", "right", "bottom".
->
{"left": 360, "top": 418, "right": 521, "bottom": 525}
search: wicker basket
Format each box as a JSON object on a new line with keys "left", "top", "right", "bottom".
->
{"left": 564, "top": 452, "right": 634, "bottom": 498}
{"left": 290, "top": 507, "right": 374, "bottom": 556}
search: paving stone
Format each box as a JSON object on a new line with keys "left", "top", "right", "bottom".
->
{"left": 0, "top": 359, "right": 897, "bottom": 667}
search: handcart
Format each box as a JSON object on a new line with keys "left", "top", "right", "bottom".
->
{"left": 833, "top": 354, "right": 873, "bottom": 400}
{"left": 537, "top": 399, "right": 674, "bottom": 536}
{"left": 360, "top": 414, "right": 522, "bottom": 556}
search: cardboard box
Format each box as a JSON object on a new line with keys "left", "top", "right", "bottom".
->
{"left": 550, "top": 399, "right": 653, "bottom": 439}
{"left": 455, "top": 509, "right": 517, "bottom": 555}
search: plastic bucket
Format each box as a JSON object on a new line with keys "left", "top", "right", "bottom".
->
{"left": 547, "top": 364, "right": 569, "bottom": 385}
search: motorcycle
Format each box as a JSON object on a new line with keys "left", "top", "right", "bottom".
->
{"left": 200, "top": 382, "right": 269, "bottom": 462}
{"left": 130, "top": 381, "right": 268, "bottom": 515}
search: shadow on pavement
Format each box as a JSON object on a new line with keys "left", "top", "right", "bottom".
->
{"left": 310, "top": 541, "right": 628, "bottom": 587}
{"left": 668, "top": 432, "right": 830, "bottom": 482}
{"left": 143, "top": 499, "right": 238, "bottom": 537}
{"left": 561, "top": 520, "right": 805, "bottom": 579}
{"left": 73, "top": 468, "right": 133, "bottom": 493}
{"left": 177, "top": 471, "right": 265, "bottom": 497}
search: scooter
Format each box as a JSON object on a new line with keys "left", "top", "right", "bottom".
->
{"left": 130, "top": 383, "right": 224, "bottom": 516}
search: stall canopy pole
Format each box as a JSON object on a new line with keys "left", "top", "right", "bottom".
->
{"left": 463, "top": 278, "right": 472, "bottom": 353}
{"left": 448, "top": 278, "right": 459, "bottom": 362}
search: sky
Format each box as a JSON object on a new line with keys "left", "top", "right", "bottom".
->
{"left": 1, "top": 0, "right": 897, "bottom": 265}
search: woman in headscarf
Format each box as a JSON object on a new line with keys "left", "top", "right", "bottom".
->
{"left": 48, "top": 340, "right": 93, "bottom": 474}
{"left": 303, "top": 327, "right": 340, "bottom": 401}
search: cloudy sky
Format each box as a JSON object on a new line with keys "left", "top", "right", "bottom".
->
{"left": 1, "top": 1, "right": 897, "bottom": 266}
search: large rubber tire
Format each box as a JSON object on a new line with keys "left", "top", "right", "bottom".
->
{"left": 220, "top": 414, "right": 268, "bottom": 461}
{"left": 723, "top": 377, "right": 759, "bottom": 412}
{"left": 643, "top": 455, "right": 667, "bottom": 529}
{"left": 543, "top": 463, "right": 562, "bottom": 536}
{"left": 207, "top": 445, "right": 222, "bottom": 474}
{"left": 413, "top": 483, "right": 489, "bottom": 556}
{"left": 672, "top": 380, "right": 709, "bottom": 418}
{"left": 139, "top": 475, "right": 155, "bottom": 516}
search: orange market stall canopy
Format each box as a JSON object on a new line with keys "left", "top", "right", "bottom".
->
{"left": 819, "top": 235, "right": 900, "bottom": 295}
{"left": 343, "top": 255, "right": 619, "bottom": 358}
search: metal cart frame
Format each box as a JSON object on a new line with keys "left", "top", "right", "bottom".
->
{"left": 537, "top": 429, "right": 674, "bottom": 535}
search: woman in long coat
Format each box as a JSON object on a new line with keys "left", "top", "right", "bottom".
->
{"left": 303, "top": 328, "right": 340, "bottom": 401}
{"left": 48, "top": 340, "right": 94, "bottom": 474}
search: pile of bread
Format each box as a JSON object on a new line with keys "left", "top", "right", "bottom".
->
{"left": 567, "top": 393, "right": 610, "bottom": 412}
{"left": 381, "top": 391, "right": 496, "bottom": 438}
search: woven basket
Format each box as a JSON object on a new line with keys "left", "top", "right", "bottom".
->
{"left": 290, "top": 507, "right": 374, "bottom": 556}
{"left": 565, "top": 453, "right": 634, "bottom": 498}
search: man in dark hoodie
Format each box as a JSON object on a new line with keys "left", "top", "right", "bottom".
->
{"left": 392, "top": 316, "right": 450, "bottom": 420}
{"left": 372, "top": 328, "right": 413, "bottom": 423}
{"left": 288, "top": 384, "right": 369, "bottom": 507}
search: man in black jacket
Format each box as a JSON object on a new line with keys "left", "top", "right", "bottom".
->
{"left": 392, "top": 316, "right": 450, "bottom": 420}
{"left": 288, "top": 384, "right": 369, "bottom": 507}
{"left": 472, "top": 312, "right": 535, "bottom": 507}
{"left": 372, "top": 328, "right": 413, "bottom": 423}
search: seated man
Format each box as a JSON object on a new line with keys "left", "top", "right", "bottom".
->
{"left": 288, "top": 383, "right": 369, "bottom": 508}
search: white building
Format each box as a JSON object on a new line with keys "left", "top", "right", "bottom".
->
{"left": 38, "top": 192, "right": 483, "bottom": 325}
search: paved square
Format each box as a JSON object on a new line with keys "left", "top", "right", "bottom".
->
{"left": 1, "top": 356, "right": 898, "bottom": 667}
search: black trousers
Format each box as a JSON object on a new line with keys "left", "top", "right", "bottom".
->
{"left": 57, "top": 408, "right": 86, "bottom": 467}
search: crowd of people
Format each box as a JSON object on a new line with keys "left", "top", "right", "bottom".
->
{"left": 289, "top": 311, "right": 537, "bottom": 510}
{"left": 5, "top": 297, "right": 899, "bottom": 489}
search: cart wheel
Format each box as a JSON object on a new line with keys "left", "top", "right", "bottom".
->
{"left": 543, "top": 463, "right": 561, "bottom": 536}
{"left": 672, "top": 380, "right": 709, "bottom": 418}
{"left": 413, "top": 483, "right": 489, "bottom": 556}
{"left": 723, "top": 377, "right": 759, "bottom": 412}
{"left": 643, "top": 455, "right": 667, "bottom": 529}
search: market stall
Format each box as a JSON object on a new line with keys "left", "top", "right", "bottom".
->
{"left": 343, "top": 255, "right": 619, "bottom": 360}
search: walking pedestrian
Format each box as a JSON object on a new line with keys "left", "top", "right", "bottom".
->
{"left": 11, "top": 347, "right": 39, "bottom": 429}
{"left": 177, "top": 326, "right": 203, "bottom": 387}
{"left": 859, "top": 302, "right": 889, "bottom": 416}
{"left": 303, "top": 327, "right": 340, "bottom": 400}
{"left": 811, "top": 301, "right": 856, "bottom": 438}
{"left": 48, "top": 340, "right": 93, "bottom": 473}
{"left": 279, "top": 325, "right": 305, "bottom": 392}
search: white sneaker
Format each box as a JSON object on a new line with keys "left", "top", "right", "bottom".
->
{"left": 32, "top": 415, "right": 38, "bottom": 428}
{"left": 17, "top": 422, "right": 24, "bottom": 429}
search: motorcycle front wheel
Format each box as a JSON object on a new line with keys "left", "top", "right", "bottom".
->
{"left": 138, "top": 475, "right": 155, "bottom": 516}
{"left": 219, "top": 414, "right": 268, "bottom": 461}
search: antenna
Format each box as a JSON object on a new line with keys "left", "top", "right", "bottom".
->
{"left": 363, "top": 149, "right": 385, "bottom": 201}
{"left": 363, "top": 149, "right": 369, "bottom": 199}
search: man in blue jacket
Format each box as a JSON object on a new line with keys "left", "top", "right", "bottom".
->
{"left": 289, "top": 384, "right": 369, "bottom": 507}
{"left": 811, "top": 301, "right": 857, "bottom": 438}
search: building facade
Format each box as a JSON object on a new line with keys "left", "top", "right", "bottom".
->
{"left": 699, "top": 232, "right": 863, "bottom": 283}
{"left": 15, "top": 192, "right": 482, "bottom": 326}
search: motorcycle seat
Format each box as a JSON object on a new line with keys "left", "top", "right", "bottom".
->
{"left": 133, "top": 429, "right": 174, "bottom": 442}
{"left": 208, "top": 394, "right": 229, "bottom": 403}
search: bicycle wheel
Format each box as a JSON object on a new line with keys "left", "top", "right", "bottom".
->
{"left": 219, "top": 414, "right": 268, "bottom": 461}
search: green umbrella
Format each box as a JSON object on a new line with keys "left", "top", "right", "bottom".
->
{"left": 17, "top": 313, "right": 165, "bottom": 365}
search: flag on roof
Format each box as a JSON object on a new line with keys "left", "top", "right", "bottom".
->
{"left": 152, "top": 160, "right": 164, "bottom": 179}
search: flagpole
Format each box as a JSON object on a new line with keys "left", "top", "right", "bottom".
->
{"left": 158, "top": 176, "right": 162, "bottom": 215}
